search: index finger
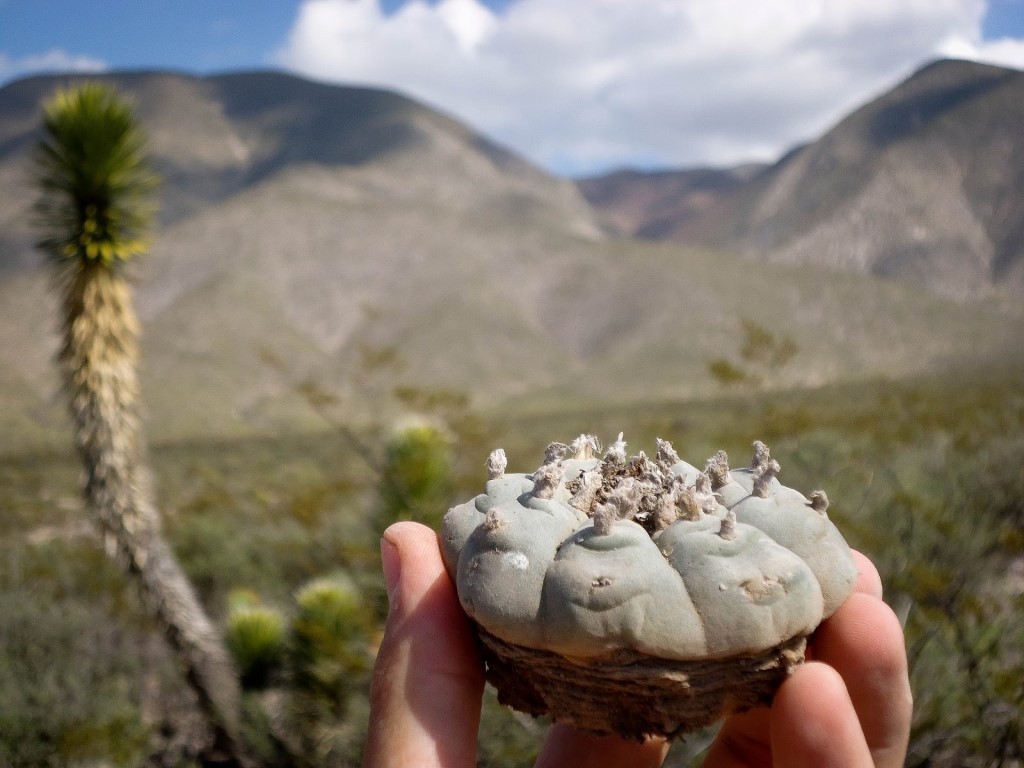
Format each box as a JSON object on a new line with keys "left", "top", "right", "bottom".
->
{"left": 363, "top": 522, "right": 485, "bottom": 768}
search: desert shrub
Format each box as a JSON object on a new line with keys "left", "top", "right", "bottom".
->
{"left": 878, "top": 441, "right": 1024, "bottom": 767}
{"left": 226, "top": 597, "right": 288, "bottom": 691}
{"left": 739, "top": 318, "right": 798, "bottom": 368}
{"left": 705, "top": 318, "right": 798, "bottom": 388}
{"left": 290, "top": 575, "right": 371, "bottom": 713}
{"left": 0, "top": 588, "right": 148, "bottom": 767}
{"left": 170, "top": 497, "right": 356, "bottom": 608}
{"left": 282, "top": 575, "right": 374, "bottom": 767}
{"left": 706, "top": 357, "right": 753, "bottom": 386}
{"left": 171, "top": 513, "right": 274, "bottom": 602}
{"left": 376, "top": 421, "right": 454, "bottom": 537}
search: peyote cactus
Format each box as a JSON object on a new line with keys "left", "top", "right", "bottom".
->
{"left": 440, "top": 435, "right": 857, "bottom": 739}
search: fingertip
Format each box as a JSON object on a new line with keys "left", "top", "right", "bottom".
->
{"left": 850, "top": 549, "right": 884, "bottom": 599}
{"left": 381, "top": 519, "right": 441, "bottom": 561}
{"left": 381, "top": 521, "right": 461, "bottom": 618}
{"left": 772, "top": 662, "right": 873, "bottom": 768}
{"left": 775, "top": 661, "right": 848, "bottom": 719}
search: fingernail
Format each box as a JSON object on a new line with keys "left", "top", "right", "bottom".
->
{"left": 381, "top": 536, "right": 401, "bottom": 607}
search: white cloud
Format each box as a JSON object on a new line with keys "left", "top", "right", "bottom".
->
{"left": 275, "top": 0, "right": 1022, "bottom": 175}
{"left": 940, "top": 34, "right": 1024, "bottom": 68}
{"left": 0, "top": 49, "right": 107, "bottom": 84}
{"left": 435, "top": 0, "right": 498, "bottom": 53}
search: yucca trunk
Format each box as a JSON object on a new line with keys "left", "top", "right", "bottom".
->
{"left": 60, "top": 262, "right": 247, "bottom": 763}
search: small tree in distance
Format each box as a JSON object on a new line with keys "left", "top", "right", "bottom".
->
{"left": 707, "top": 317, "right": 798, "bottom": 388}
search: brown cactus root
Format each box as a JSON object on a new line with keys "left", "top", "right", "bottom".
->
{"left": 476, "top": 626, "right": 807, "bottom": 741}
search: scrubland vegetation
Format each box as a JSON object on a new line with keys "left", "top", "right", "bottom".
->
{"left": 2, "top": 363, "right": 1022, "bottom": 766}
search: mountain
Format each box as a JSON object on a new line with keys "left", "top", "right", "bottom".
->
{"left": 578, "top": 59, "right": 1024, "bottom": 300}
{"left": 1, "top": 69, "right": 1022, "bottom": 448}
{"left": 0, "top": 70, "right": 599, "bottom": 273}
{"left": 577, "top": 164, "right": 766, "bottom": 241}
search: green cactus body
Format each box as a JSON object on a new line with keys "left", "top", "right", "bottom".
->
{"left": 441, "top": 436, "right": 857, "bottom": 662}
{"left": 539, "top": 519, "right": 706, "bottom": 658}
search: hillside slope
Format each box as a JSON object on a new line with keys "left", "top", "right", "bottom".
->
{"left": 1, "top": 69, "right": 1021, "bottom": 448}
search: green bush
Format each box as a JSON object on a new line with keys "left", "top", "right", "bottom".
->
{"left": 0, "top": 588, "right": 149, "bottom": 767}
{"left": 876, "top": 442, "right": 1024, "bottom": 767}
{"left": 274, "top": 575, "right": 374, "bottom": 766}
{"left": 291, "top": 575, "right": 371, "bottom": 716}
{"left": 706, "top": 357, "right": 753, "bottom": 386}
{"left": 376, "top": 422, "right": 453, "bottom": 535}
{"left": 226, "top": 600, "right": 288, "bottom": 691}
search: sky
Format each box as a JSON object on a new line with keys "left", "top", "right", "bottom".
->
{"left": 1, "top": 0, "right": 1023, "bottom": 177}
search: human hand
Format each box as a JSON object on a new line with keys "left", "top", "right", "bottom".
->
{"left": 362, "top": 521, "right": 911, "bottom": 768}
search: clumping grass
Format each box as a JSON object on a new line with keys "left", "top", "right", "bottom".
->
{"left": 1, "top": 364, "right": 1022, "bottom": 766}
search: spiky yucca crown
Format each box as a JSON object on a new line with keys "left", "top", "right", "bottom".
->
{"left": 34, "top": 83, "right": 158, "bottom": 269}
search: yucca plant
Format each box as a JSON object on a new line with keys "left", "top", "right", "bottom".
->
{"left": 34, "top": 83, "right": 251, "bottom": 765}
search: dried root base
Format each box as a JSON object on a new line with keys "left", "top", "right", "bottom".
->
{"left": 477, "top": 627, "right": 807, "bottom": 741}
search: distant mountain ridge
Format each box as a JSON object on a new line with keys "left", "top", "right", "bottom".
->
{"left": 579, "top": 59, "right": 1024, "bottom": 300}
{"left": 576, "top": 164, "right": 766, "bottom": 242}
{"left": 1, "top": 67, "right": 1022, "bottom": 448}
{"left": 0, "top": 70, "right": 599, "bottom": 272}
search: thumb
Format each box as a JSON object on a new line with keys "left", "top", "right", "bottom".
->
{"left": 363, "top": 521, "right": 485, "bottom": 768}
